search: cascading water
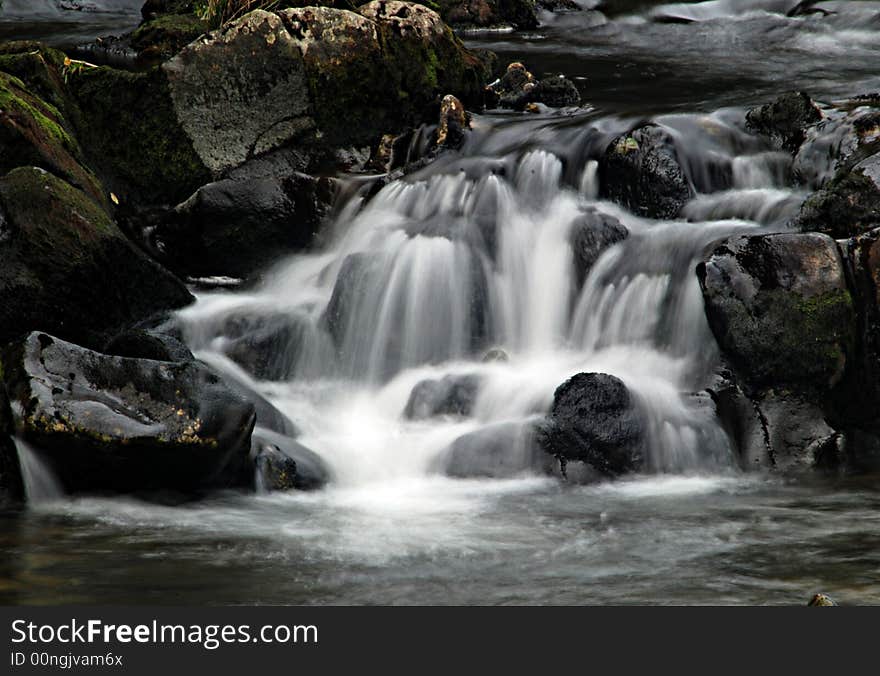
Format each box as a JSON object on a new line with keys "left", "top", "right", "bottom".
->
{"left": 177, "top": 107, "right": 803, "bottom": 487}
{"left": 14, "top": 439, "right": 63, "bottom": 505}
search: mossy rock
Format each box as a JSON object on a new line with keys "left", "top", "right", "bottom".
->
{"left": 698, "top": 233, "right": 856, "bottom": 394}
{"left": 0, "top": 71, "right": 106, "bottom": 207}
{"left": 130, "top": 13, "right": 210, "bottom": 61}
{"left": 360, "top": 1, "right": 489, "bottom": 118}
{"left": 0, "top": 167, "right": 193, "bottom": 348}
{"left": 0, "top": 42, "right": 75, "bottom": 121}
{"left": 797, "top": 154, "right": 880, "bottom": 239}
{"left": 278, "top": 6, "right": 390, "bottom": 148}
{"left": 66, "top": 65, "right": 210, "bottom": 205}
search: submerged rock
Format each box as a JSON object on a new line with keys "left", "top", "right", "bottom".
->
{"left": 433, "top": 422, "right": 554, "bottom": 479}
{"left": 536, "top": 373, "right": 645, "bottom": 476}
{"left": 745, "top": 91, "right": 822, "bottom": 153}
{"left": 251, "top": 428, "right": 329, "bottom": 492}
{"left": 599, "top": 124, "right": 694, "bottom": 219}
{"left": 1, "top": 332, "right": 256, "bottom": 495}
{"left": 570, "top": 208, "right": 629, "bottom": 288}
{"left": 0, "top": 167, "right": 193, "bottom": 348}
{"left": 404, "top": 374, "right": 483, "bottom": 419}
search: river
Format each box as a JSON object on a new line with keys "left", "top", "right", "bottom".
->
{"left": 1, "top": 0, "right": 879, "bottom": 605}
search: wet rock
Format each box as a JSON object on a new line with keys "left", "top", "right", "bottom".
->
{"left": 104, "top": 329, "right": 194, "bottom": 363}
{"left": 250, "top": 428, "right": 330, "bottom": 491}
{"left": 433, "top": 422, "right": 554, "bottom": 478}
{"left": 807, "top": 593, "right": 838, "bottom": 606}
{"left": 438, "top": 0, "right": 539, "bottom": 30}
{"left": 206, "top": 364, "right": 300, "bottom": 438}
{"left": 253, "top": 443, "right": 300, "bottom": 492}
{"left": 697, "top": 233, "right": 856, "bottom": 392}
{"left": 598, "top": 124, "right": 694, "bottom": 219}
{"left": 0, "top": 168, "right": 193, "bottom": 348}
{"left": 570, "top": 208, "right": 629, "bottom": 287}
{"left": 436, "top": 94, "right": 470, "bottom": 150}
{"left": 705, "top": 368, "right": 771, "bottom": 470}
{"left": 212, "top": 311, "right": 315, "bottom": 382}
{"left": 486, "top": 62, "right": 581, "bottom": 110}
{"left": 404, "top": 374, "right": 483, "bottom": 419}
{"left": 796, "top": 151, "right": 880, "bottom": 239}
{"left": 155, "top": 170, "right": 336, "bottom": 279}
{"left": 482, "top": 347, "right": 509, "bottom": 362}
{"left": 536, "top": 373, "right": 646, "bottom": 476}
{"left": 745, "top": 91, "right": 822, "bottom": 153}
{"left": 1, "top": 332, "right": 256, "bottom": 495}
{"left": 0, "top": 70, "right": 105, "bottom": 206}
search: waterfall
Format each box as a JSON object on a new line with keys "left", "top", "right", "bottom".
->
{"left": 14, "top": 439, "right": 63, "bottom": 505}
{"left": 175, "top": 108, "right": 804, "bottom": 483}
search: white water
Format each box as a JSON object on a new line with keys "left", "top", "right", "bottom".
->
{"left": 177, "top": 109, "right": 805, "bottom": 492}
{"left": 14, "top": 438, "right": 63, "bottom": 505}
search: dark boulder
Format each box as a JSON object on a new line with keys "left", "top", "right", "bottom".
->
{"left": 706, "top": 368, "right": 840, "bottom": 473}
{"left": 598, "top": 124, "right": 694, "bottom": 219}
{"left": 528, "top": 76, "right": 581, "bottom": 109}
{"left": 1, "top": 332, "right": 256, "bottom": 495}
{"left": 0, "top": 167, "right": 193, "bottom": 348}
{"left": 745, "top": 91, "right": 822, "bottom": 153}
{"left": 432, "top": 422, "right": 556, "bottom": 478}
{"left": 796, "top": 152, "right": 880, "bottom": 239}
{"left": 403, "top": 374, "right": 483, "bottom": 419}
{"left": 155, "top": 170, "right": 336, "bottom": 279}
{"left": 250, "top": 427, "right": 330, "bottom": 491}
{"left": 697, "top": 233, "right": 855, "bottom": 392}
{"left": 536, "top": 373, "right": 646, "bottom": 476}
{"left": 486, "top": 62, "right": 581, "bottom": 110}
{"left": 570, "top": 208, "right": 629, "bottom": 287}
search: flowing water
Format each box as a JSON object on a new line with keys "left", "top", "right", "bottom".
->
{"left": 2, "top": 0, "right": 880, "bottom": 605}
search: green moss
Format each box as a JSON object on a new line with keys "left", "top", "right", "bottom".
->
{"left": 0, "top": 72, "right": 106, "bottom": 207}
{"left": 66, "top": 66, "right": 210, "bottom": 205}
{"left": 130, "top": 13, "right": 210, "bottom": 60}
